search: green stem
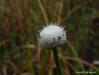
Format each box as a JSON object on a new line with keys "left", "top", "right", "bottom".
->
{"left": 53, "top": 48, "right": 63, "bottom": 75}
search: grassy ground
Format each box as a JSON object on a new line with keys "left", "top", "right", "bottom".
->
{"left": 0, "top": 0, "right": 99, "bottom": 75}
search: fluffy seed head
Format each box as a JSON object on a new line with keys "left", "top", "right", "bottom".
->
{"left": 37, "top": 23, "right": 66, "bottom": 49}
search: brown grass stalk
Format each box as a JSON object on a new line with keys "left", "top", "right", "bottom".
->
{"left": 57, "top": 0, "right": 64, "bottom": 24}
{"left": 9, "top": 0, "right": 24, "bottom": 32}
{"left": 63, "top": 57, "right": 99, "bottom": 71}
{"left": 37, "top": 0, "right": 49, "bottom": 24}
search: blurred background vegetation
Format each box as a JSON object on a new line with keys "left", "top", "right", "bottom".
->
{"left": 0, "top": 0, "right": 99, "bottom": 75}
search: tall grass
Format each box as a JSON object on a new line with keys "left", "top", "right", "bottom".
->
{"left": 0, "top": 0, "right": 99, "bottom": 75}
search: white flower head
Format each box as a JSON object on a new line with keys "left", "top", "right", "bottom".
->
{"left": 37, "top": 23, "right": 66, "bottom": 49}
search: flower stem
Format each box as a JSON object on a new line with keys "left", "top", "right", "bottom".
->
{"left": 53, "top": 48, "right": 63, "bottom": 75}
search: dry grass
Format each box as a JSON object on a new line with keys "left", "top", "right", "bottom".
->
{"left": 0, "top": 0, "right": 99, "bottom": 75}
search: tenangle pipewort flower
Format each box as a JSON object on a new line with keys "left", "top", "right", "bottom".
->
{"left": 37, "top": 23, "right": 66, "bottom": 49}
